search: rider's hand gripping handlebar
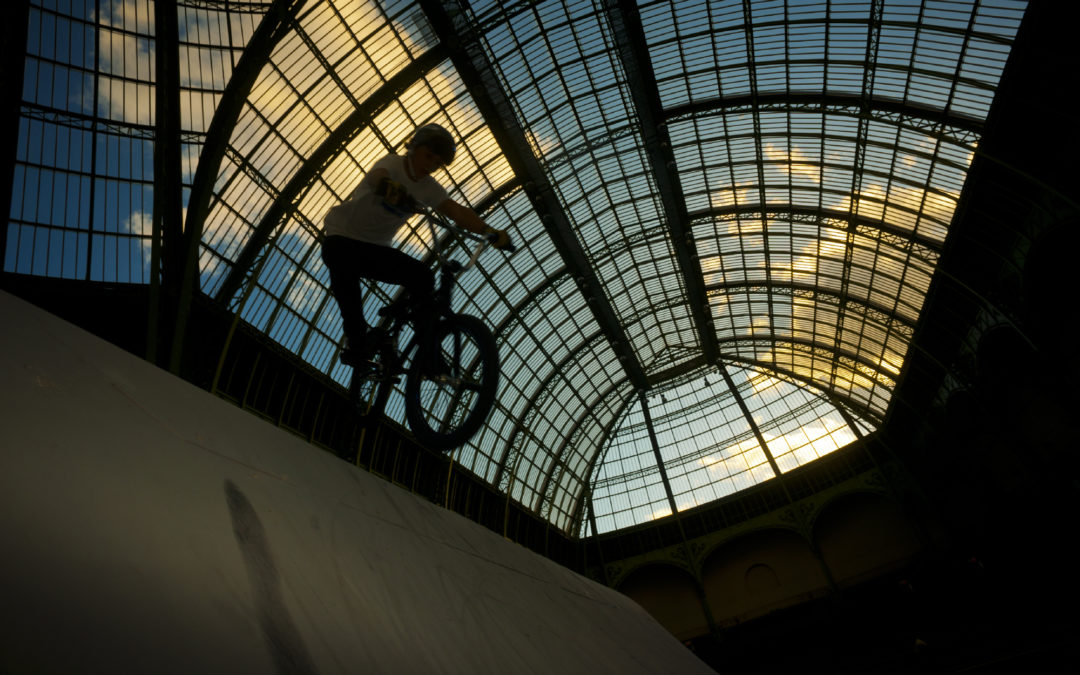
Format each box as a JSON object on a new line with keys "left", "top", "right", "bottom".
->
{"left": 481, "top": 225, "right": 513, "bottom": 251}
{"left": 414, "top": 204, "right": 517, "bottom": 263}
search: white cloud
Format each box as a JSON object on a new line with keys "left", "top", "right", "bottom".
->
{"left": 122, "top": 209, "right": 154, "bottom": 269}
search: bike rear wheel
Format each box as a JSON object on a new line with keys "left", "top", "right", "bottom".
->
{"left": 404, "top": 313, "right": 499, "bottom": 450}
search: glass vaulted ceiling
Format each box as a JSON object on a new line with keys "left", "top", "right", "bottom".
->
{"left": 9, "top": 0, "right": 1027, "bottom": 535}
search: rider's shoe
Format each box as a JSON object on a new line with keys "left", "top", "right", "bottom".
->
{"left": 341, "top": 330, "right": 384, "bottom": 366}
{"left": 340, "top": 337, "right": 360, "bottom": 366}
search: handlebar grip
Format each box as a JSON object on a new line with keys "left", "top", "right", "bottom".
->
{"left": 482, "top": 229, "right": 516, "bottom": 254}
{"left": 483, "top": 232, "right": 516, "bottom": 254}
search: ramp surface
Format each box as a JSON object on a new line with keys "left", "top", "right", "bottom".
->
{"left": 0, "top": 291, "right": 713, "bottom": 674}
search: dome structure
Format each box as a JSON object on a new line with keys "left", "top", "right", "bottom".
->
{"left": 5, "top": 0, "right": 1029, "bottom": 536}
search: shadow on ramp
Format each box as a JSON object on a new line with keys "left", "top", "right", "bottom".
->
{"left": 0, "top": 290, "right": 715, "bottom": 674}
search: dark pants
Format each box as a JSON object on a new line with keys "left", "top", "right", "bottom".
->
{"left": 321, "top": 235, "right": 435, "bottom": 345}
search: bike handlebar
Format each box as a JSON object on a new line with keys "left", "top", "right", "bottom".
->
{"left": 415, "top": 205, "right": 517, "bottom": 255}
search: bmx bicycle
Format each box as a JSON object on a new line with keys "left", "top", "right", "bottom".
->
{"left": 347, "top": 207, "right": 512, "bottom": 451}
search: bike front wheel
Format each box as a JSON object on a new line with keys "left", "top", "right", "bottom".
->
{"left": 404, "top": 314, "right": 499, "bottom": 451}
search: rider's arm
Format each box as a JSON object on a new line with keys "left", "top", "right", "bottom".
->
{"left": 437, "top": 199, "right": 513, "bottom": 249}
{"left": 436, "top": 199, "right": 486, "bottom": 234}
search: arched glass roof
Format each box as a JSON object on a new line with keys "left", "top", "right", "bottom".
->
{"left": 8, "top": 0, "right": 1028, "bottom": 535}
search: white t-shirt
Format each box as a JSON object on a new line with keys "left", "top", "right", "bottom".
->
{"left": 323, "top": 154, "right": 450, "bottom": 246}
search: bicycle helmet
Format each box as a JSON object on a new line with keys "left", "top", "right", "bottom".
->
{"left": 407, "top": 123, "right": 456, "bottom": 165}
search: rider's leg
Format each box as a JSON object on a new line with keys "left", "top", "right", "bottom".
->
{"left": 347, "top": 241, "right": 444, "bottom": 371}
{"left": 322, "top": 236, "right": 370, "bottom": 362}
{"left": 339, "top": 241, "right": 440, "bottom": 367}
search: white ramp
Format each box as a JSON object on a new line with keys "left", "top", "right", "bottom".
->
{"left": 0, "top": 290, "right": 713, "bottom": 674}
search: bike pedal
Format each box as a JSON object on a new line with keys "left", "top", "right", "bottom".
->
{"left": 427, "top": 374, "right": 459, "bottom": 385}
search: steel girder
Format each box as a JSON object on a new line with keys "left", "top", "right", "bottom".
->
{"left": 687, "top": 205, "right": 944, "bottom": 259}
{"left": 829, "top": 0, "right": 885, "bottom": 399}
{"left": 494, "top": 328, "right": 608, "bottom": 492}
{"left": 0, "top": 0, "right": 31, "bottom": 270}
{"left": 604, "top": 0, "right": 719, "bottom": 366}
{"left": 180, "top": 0, "right": 308, "bottom": 368}
{"left": 665, "top": 92, "right": 983, "bottom": 148}
{"left": 705, "top": 280, "right": 917, "bottom": 338}
{"left": 418, "top": 0, "right": 649, "bottom": 392}
{"left": 418, "top": 0, "right": 656, "bottom": 511}
{"left": 542, "top": 378, "right": 637, "bottom": 527}
{"left": 150, "top": 0, "right": 184, "bottom": 370}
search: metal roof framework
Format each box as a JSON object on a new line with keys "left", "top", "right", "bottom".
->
{"left": 6, "top": 0, "right": 1028, "bottom": 535}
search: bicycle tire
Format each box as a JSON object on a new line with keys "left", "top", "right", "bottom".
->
{"left": 404, "top": 313, "right": 499, "bottom": 450}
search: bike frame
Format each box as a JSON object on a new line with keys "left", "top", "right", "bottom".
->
{"left": 359, "top": 208, "right": 497, "bottom": 380}
{"left": 348, "top": 207, "right": 510, "bottom": 451}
